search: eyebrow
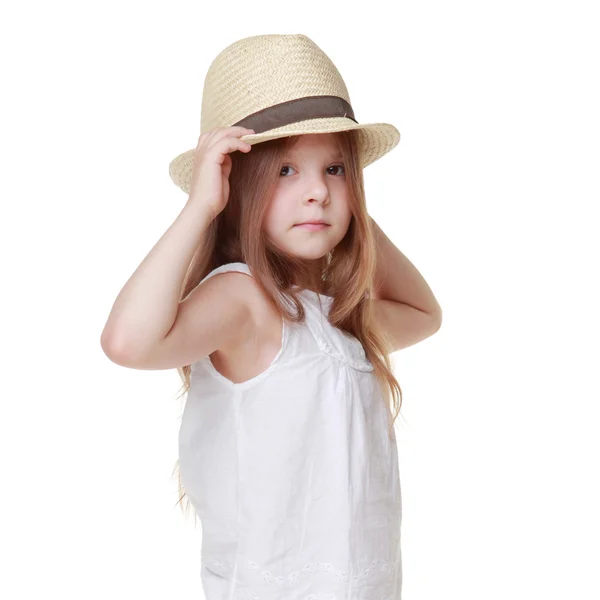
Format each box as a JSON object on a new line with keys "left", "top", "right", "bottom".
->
{"left": 285, "top": 152, "right": 344, "bottom": 161}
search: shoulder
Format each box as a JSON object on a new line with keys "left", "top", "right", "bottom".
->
{"left": 200, "top": 269, "right": 258, "bottom": 324}
{"left": 206, "top": 269, "right": 284, "bottom": 375}
{"left": 206, "top": 268, "right": 280, "bottom": 338}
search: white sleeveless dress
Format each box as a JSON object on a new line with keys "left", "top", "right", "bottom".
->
{"left": 178, "top": 262, "right": 403, "bottom": 600}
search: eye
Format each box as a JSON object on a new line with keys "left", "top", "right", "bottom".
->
{"left": 280, "top": 165, "right": 296, "bottom": 177}
{"left": 279, "top": 164, "right": 346, "bottom": 177}
{"left": 327, "top": 164, "right": 345, "bottom": 176}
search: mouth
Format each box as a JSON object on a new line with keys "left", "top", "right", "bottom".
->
{"left": 294, "top": 222, "right": 330, "bottom": 230}
{"left": 294, "top": 222, "right": 330, "bottom": 226}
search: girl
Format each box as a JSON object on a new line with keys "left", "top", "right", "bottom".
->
{"left": 101, "top": 34, "right": 442, "bottom": 600}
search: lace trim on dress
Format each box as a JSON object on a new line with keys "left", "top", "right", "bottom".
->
{"left": 246, "top": 558, "right": 399, "bottom": 588}
{"left": 238, "top": 592, "right": 337, "bottom": 600}
{"left": 202, "top": 556, "right": 399, "bottom": 594}
{"left": 237, "top": 591, "right": 336, "bottom": 600}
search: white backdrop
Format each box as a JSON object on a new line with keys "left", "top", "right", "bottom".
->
{"left": 2, "top": 1, "right": 599, "bottom": 599}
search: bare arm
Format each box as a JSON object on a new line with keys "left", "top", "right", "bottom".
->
{"left": 100, "top": 126, "right": 255, "bottom": 364}
{"left": 370, "top": 216, "right": 442, "bottom": 318}
{"left": 100, "top": 202, "right": 213, "bottom": 360}
{"left": 369, "top": 215, "right": 442, "bottom": 352}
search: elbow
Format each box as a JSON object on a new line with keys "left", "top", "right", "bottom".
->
{"left": 429, "top": 307, "right": 443, "bottom": 330}
{"left": 100, "top": 329, "right": 136, "bottom": 366}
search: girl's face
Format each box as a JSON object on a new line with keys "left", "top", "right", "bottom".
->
{"left": 263, "top": 133, "right": 353, "bottom": 261}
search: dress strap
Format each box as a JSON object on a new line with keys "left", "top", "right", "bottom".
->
{"left": 199, "top": 262, "right": 253, "bottom": 284}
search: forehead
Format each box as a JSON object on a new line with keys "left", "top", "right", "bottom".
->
{"left": 286, "top": 133, "right": 342, "bottom": 156}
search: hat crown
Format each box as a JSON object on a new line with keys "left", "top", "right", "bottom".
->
{"left": 200, "top": 34, "right": 351, "bottom": 133}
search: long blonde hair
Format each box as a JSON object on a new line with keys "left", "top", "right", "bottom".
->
{"left": 170, "top": 130, "right": 404, "bottom": 522}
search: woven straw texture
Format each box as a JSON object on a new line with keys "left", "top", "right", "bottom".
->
{"left": 169, "top": 34, "right": 400, "bottom": 194}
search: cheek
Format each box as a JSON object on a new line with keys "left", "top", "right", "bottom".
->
{"left": 265, "top": 198, "right": 292, "bottom": 228}
{"left": 337, "top": 212, "right": 353, "bottom": 239}
{"left": 262, "top": 197, "right": 279, "bottom": 226}
{"left": 262, "top": 208, "right": 287, "bottom": 240}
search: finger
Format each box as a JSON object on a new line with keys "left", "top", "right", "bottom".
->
{"left": 198, "top": 127, "right": 254, "bottom": 149}
{"left": 213, "top": 136, "right": 251, "bottom": 159}
{"left": 208, "top": 126, "right": 255, "bottom": 141}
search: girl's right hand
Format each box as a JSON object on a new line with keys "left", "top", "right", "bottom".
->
{"left": 186, "top": 126, "right": 255, "bottom": 221}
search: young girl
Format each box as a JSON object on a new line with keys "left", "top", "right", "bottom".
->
{"left": 101, "top": 34, "right": 442, "bottom": 600}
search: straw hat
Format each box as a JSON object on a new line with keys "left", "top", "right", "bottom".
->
{"left": 169, "top": 33, "right": 401, "bottom": 194}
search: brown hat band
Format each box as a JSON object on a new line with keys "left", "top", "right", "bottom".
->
{"left": 233, "top": 95, "right": 357, "bottom": 134}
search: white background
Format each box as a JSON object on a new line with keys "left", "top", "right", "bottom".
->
{"left": 2, "top": 1, "right": 599, "bottom": 599}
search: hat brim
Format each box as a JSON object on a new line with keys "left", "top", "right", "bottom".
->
{"left": 168, "top": 117, "right": 400, "bottom": 195}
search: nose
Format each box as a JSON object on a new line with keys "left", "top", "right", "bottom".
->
{"left": 302, "top": 175, "right": 330, "bottom": 205}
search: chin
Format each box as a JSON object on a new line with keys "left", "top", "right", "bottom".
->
{"left": 294, "top": 249, "right": 332, "bottom": 260}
